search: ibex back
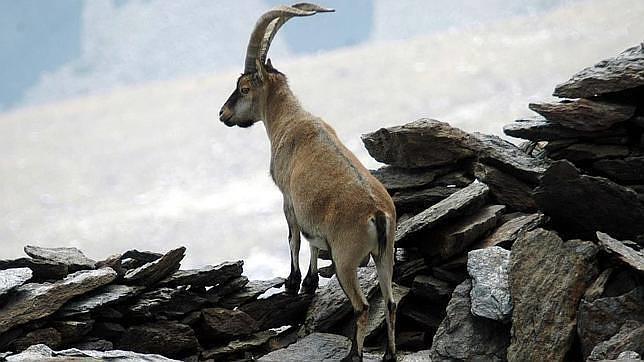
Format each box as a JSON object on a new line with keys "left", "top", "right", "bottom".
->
{"left": 219, "top": 4, "right": 397, "bottom": 361}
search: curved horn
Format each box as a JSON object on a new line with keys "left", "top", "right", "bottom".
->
{"left": 244, "top": 3, "right": 334, "bottom": 74}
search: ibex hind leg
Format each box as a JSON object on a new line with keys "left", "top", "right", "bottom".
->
{"left": 334, "top": 260, "right": 369, "bottom": 362}
{"left": 283, "top": 200, "right": 301, "bottom": 294}
{"left": 375, "top": 249, "right": 396, "bottom": 361}
{"left": 302, "top": 245, "right": 319, "bottom": 294}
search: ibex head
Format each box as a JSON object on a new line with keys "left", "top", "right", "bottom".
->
{"left": 219, "top": 3, "right": 334, "bottom": 128}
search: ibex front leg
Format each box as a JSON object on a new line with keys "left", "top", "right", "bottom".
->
{"left": 283, "top": 199, "right": 301, "bottom": 294}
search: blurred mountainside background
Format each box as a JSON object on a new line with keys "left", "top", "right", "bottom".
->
{"left": 1, "top": 0, "right": 643, "bottom": 279}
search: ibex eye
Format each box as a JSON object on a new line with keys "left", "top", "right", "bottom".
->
{"left": 240, "top": 87, "right": 250, "bottom": 95}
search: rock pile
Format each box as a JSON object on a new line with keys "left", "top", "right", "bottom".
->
{"left": 2, "top": 44, "right": 643, "bottom": 361}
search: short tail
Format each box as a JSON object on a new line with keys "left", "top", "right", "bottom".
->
{"left": 375, "top": 210, "right": 389, "bottom": 260}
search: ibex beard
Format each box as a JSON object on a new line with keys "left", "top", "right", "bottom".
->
{"left": 219, "top": 4, "right": 397, "bottom": 361}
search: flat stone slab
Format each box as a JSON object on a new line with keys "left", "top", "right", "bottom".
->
{"left": 508, "top": 228, "right": 599, "bottom": 361}
{"left": 0, "top": 268, "right": 32, "bottom": 297}
{"left": 503, "top": 118, "right": 628, "bottom": 141}
{"left": 430, "top": 279, "right": 510, "bottom": 361}
{"left": 24, "top": 245, "right": 96, "bottom": 271}
{"left": 240, "top": 292, "right": 313, "bottom": 330}
{"left": 396, "top": 182, "right": 489, "bottom": 246}
{"left": 0, "top": 268, "right": 116, "bottom": 333}
{"left": 392, "top": 186, "right": 461, "bottom": 215}
{"left": 360, "top": 283, "right": 409, "bottom": 340}
{"left": 593, "top": 156, "right": 644, "bottom": 184}
{"left": 371, "top": 165, "right": 457, "bottom": 191}
{"left": 127, "top": 287, "right": 207, "bottom": 319}
{"left": 411, "top": 274, "right": 452, "bottom": 302}
{"left": 554, "top": 43, "right": 644, "bottom": 98}
{"left": 596, "top": 232, "right": 644, "bottom": 273}
{"left": 467, "top": 246, "right": 512, "bottom": 322}
{"left": 117, "top": 321, "right": 199, "bottom": 357}
{"left": 474, "top": 213, "right": 545, "bottom": 249}
{"left": 198, "top": 307, "right": 259, "bottom": 343}
{"left": 529, "top": 99, "right": 636, "bottom": 132}
{"left": 218, "top": 277, "right": 285, "bottom": 309}
{"left": 4, "top": 344, "right": 180, "bottom": 361}
{"left": 159, "top": 260, "right": 243, "bottom": 287}
{"left": 201, "top": 330, "right": 276, "bottom": 360}
{"left": 57, "top": 284, "right": 145, "bottom": 317}
{"left": 549, "top": 143, "right": 630, "bottom": 163}
{"left": 0, "top": 258, "right": 68, "bottom": 281}
{"left": 534, "top": 160, "right": 644, "bottom": 243}
{"left": 259, "top": 332, "right": 351, "bottom": 362}
{"left": 123, "top": 246, "right": 185, "bottom": 286}
{"left": 588, "top": 320, "right": 644, "bottom": 362}
{"left": 473, "top": 163, "right": 537, "bottom": 211}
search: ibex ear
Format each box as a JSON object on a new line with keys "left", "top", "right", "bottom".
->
{"left": 255, "top": 58, "right": 268, "bottom": 84}
{"left": 266, "top": 58, "right": 274, "bottom": 71}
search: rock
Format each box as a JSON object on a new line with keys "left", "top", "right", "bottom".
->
{"left": 549, "top": 143, "right": 630, "bottom": 163}
{"left": 123, "top": 247, "right": 185, "bottom": 286}
{"left": 503, "top": 118, "right": 628, "bottom": 141}
{"left": 430, "top": 279, "right": 510, "bottom": 361}
{"left": 534, "top": 161, "right": 644, "bottom": 242}
{"left": 95, "top": 254, "right": 125, "bottom": 277}
{"left": 57, "top": 284, "right": 145, "bottom": 317}
{"left": 578, "top": 287, "right": 644, "bottom": 358}
{"left": 588, "top": 320, "right": 644, "bottom": 361}
{"left": 122, "top": 249, "right": 163, "bottom": 263}
{"left": 10, "top": 327, "right": 62, "bottom": 351}
{"left": 371, "top": 165, "right": 459, "bottom": 191}
{"left": 529, "top": 99, "right": 636, "bottom": 131}
{"left": 197, "top": 308, "right": 259, "bottom": 346}
{"left": 206, "top": 275, "right": 249, "bottom": 303}
{"left": 71, "top": 338, "right": 114, "bottom": 351}
{"left": 394, "top": 332, "right": 426, "bottom": 351}
{"left": 467, "top": 246, "right": 512, "bottom": 322}
{"left": 6, "top": 343, "right": 179, "bottom": 361}
{"left": 23, "top": 245, "right": 96, "bottom": 272}
{"left": 593, "top": 156, "right": 644, "bottom": 184}
{"left": 200, "top": 330, "right": 276, "bottom": 360}
{"left": 553, "top": 43, "right": 644, "bottom": 98}
{"left": 393, "top": 257, "right": 428, "bottom": 284}
{"left": 392, "top": 186, "right": 461, "bottom": 214}
{"left": 91, "top": 321, "right": 126, "bottom": 341}
{"left": 508, "top": 228, "right": 599, "bottom": 361}
{"left": 259, "top": 332, "right": 351, "bottom": 362}
{"left": 218, "top": 277, "right": 285, "bottom": 309}
{"left": 617, "top": 351, "right": 642, "bottom": 360}
{"left": 159, "top": 260, "right": 243, "bottom": 287}
{"left": 240, "top": 292, "right": 313, "bottom": 330}
{"left": 362, "top": 119, "right": 476, "bottom": 168}
{"left": 399, "top": 350, "right": 432, "bottom": 362}
{"left": 474, "top": 213, "right": 545, "bottom": 249}
{"left": 118, "top": 321, "right": 199, "bottom": 357}
{"left": 303, "top": 266, "right": 379, "bottom": 333}
{"left": 395, "top": 182, "right": 489, "bottom": 246}
{"left": 0, "top": 268, "right": 117, "bottom": 333}
{"left": 50, "top": 320, "right": 94, "bottom": 344}
{"left": 361, "top": 283, "right": 409, "bottom": 340}
{"left": 421, "top": 205, "right": 505, "bottom": 260}
{"left": 596, "top": 232, "right": 644, "bottom": 273}
{"left": 411, "top": 274, "right": 452, "bottom": 302}
{"left": 0, "top": 268, "right": 32, "bottom": 297}
{"left": 127, "top": 287, "right": 207, "bottom": 319}
{"left": 0, "top": 258, "right": 68, "bottom": 281}
{"left": 318, "top": 265, "right": 335, "bottom": 278}
{"left": 399, "top": 300, "right": 445, "bottom": 331}
{"left": 473, "top": 163, "right": 537, "bottom": 211}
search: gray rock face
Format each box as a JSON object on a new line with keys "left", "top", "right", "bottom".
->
{"left": 371, "top": 165, "right": 458, "bottom": 191}
{"left": 578, "top": 287, "right": 644, "bottom": 358}
{"left": 361, "top": 283, "right": 409, "bottom": 340}
{"left": 5, "top": 343, "right": 179, "bottom": 361}
{"left": 588, "top": 320, "right": 644, "bottom": 361}
{"left": 24, "top": 245, "right": 96, "bottom": 271}
{"left": 503, "top": 118, "right": 628, "bottom": 141}
{"left": 218, "top": 277, "right": 285, "bottom": 309}
{"left": 50, "top": 320, "right": 94, "bottom": 344}
{"left": 396, "top": 182, "right": 489, "bottom": 246}
{"left": 117, "top": 321, "right": 199, "bottom": 357}
{"left": 10, "top": 327, "right": 62, "bottom": 351}
{"left": 0, "top": 258, "right": 68, "bottom": 281}
{"left": 303, "top": 266, "right": 379, "bottom": 333}
{"left": 198, "top": 307, "right": 259, "bottom": 343}
{"left": 240, "top": 292, "right": 313, "bottom": 330}
{"left": 553, "top": 43, "right": 644, "bottom": 98}
{"left": 127, "top": 287, "right": 207, "bottom": 319}
{"left": 392, "top": 186, "right": 461, "bottom": 215}
{"left": 0, "top": 268, "right": 32, "bottom": 297}
{"left": 411, "top": 274, "right": 452, "bottom": 302}
{"left": 430, "top": 279, "right": 510, "bottom": 361}
{"left": 549, "top": 143, "right": 630, "bottom": 163}
{"left": 596, "top": 232, "right": 644, "bottom": 273}
{"left": 529, "top": 99, "right": 636, "bottom": 131}
{"left": 57, "top": 284, "right": 145, "bottom": 317}
{"left": 473, "top": 163, "right": 537, "bottom": 211}
{"left": 362, "top": 119, "right": 476, "bottom": 168}
{"left": 467, "top": 246, "right": 512, "bottom": 322}
{"left": 159, "top": 260, "right": 243, "bottom": 287}
{"left": 534, "top": 161, "right": 644, "bottom": 243}
{"left": 123, "top": 247, "right": 185, "bottom": 286}
{"left": 201, "top": 330, "right": 276, "bottom": 360}
{"left": 508, "top": 228, "right": 599, "bottom": 361}
{"left": 475, "top": 213, "right": 545, "bottom": 250}
{"left": 0, "top": 268, "right": 117, "bottom": 333}
{"left": 259, "top": 332, "right": 351, "bottom": 362}
{"left": 593, "top": 156, "right": 644, "bottom": 184}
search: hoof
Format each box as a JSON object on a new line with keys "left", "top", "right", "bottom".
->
{"left": 301, "top": 273, "right": 319, "bottom": 294}
{"left": 382, "top": 351, "right": 396, "bottom": 361}
{"left": 285, "top": 271, "right": 301, "bottom": 294}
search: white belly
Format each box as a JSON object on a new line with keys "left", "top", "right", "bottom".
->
{"left": 304, "top": 233, "right": 329, "bottom": 251}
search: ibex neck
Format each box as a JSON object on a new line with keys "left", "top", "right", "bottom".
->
{"left": 263, "top": 79, "right": 308, "bottom": 143}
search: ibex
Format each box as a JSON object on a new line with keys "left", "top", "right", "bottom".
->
{"left": 219, "top": 4, "right": 397, "bottom": 360}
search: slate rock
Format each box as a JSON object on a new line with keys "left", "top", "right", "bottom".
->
{"left": 503, "top": 118, "right": 628, "bottom": 141}
{"left": 5, "top": 343, "right": 179, "bottom": 361}
{"left": 259, "top": 332, "right": 351, "bottom": 362}
{"left": 303, "top": 266, "right": 380, "bottom": 334}
{"left": 159, "top": 260, "right": 243, "bottom": 287}
{"left": 0, "top": 268, "right": 117, "bottom": 333}
{"left": 127, "top": 287, "right": 207, "bottom": 319}
{"left": 122, "top": 249, "right": 163, "bottom": 263}
{"left": 430, "top": 279, "right": 510, "bottom": 361}
{"left": 393, "top": 257, "right": 428, "bottom": 284}
{"left": 593, "top": 156, "right": 644, "bottom": 184}
{"left": 0, "top": 258, "right": 68, "bottom": 281}
{"left": 0, "top": 268, "right": 32, "bottom": 297}
{"left": 411, "top": 274, "right": 452, "bottom": 302}
{"left": 24, "top": 245, "right": 96, "bottom": 272}
{"left": 206, "top": 275, "right": 249, "bottom": 303}
{"left": 351, "top": 283, "right": 409, "bottom": 341}
{"left": 362, "top": 119, "right": 476, "bottom": 168}
{"left": 240, "top": 292, "right": 313, "bottom": 330}
{"left": 534, "top": 160, "right": 644, "bottom": 242}
{"left": 371, "top": 164, "right": 459, "bottom": 191}
{"left": 392, "top": 186, "right": 461, "bottom": 214}
{"left": 118, "top": 321, "right": 199, "bottom": 357}
{"left": 578, "top": 287, "right": 644, "bottom": 358}
{"left": 123, "top": 247, "right": 185, "bottom": 286}
{"left": 473, "top": 163, "right": 537, "bottom": 211}
{"left": 467, "top": 246, "right": 512, "bottom": 322}
{"left": 399, "top": 350, "right": 432, "bottom": 362}
{"left": 549, "top": 143, "right": 630, "bottom": 163}
{"left": 399, "top": 300, "right": 445, "bottom": 331}
{"left": 50, "top": 320, "right": 94, "bottom": 344}
{"left": 596, "top": 232, "right": 644, "bottom": 273}
{"left": 218, "top": 277, "right": 285, "bottom": 309}
{"left": 588, "top": 320, "right": 644, "bottom": 361}
{"left": 71, "top": 338, "right": 114, "bottom": 351}
{"left": 474, "top": 213, "right": 545, "bottom": 250}
{"left": 529, "top": 99, "right": 636, "bottom": 131}
{"left": 10, "top": 327, "right": 62, "bottom": 352}
{"left": 396, "top": 182, "right": 489, "bottom": 246}
{"left": 58, "top": 284, "right": 145, "bottom": 317}
{"left": 553, "top": 43, "right": 644, "bottom": 98}
{"left": 200, "top": 330, "right": 276, "bottom": 360}
{"left": 508, "top": 228, "right": 599, "bottom": 361}
{"left": 197, "top": 308, "right": 259, "bottom": 345}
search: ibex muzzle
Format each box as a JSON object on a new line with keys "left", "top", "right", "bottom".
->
{"left": 219, "top": 4, "right": 398, "bottom": 361}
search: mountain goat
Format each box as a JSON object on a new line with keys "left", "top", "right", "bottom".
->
{"left": 219, "top": 4, "right": 397, "bottom": 360}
